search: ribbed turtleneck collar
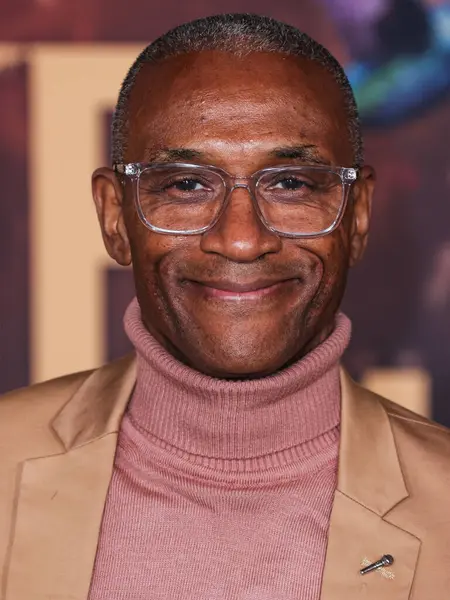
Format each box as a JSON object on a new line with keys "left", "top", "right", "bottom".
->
{"left": 124, "top": 298, "right": 351, "bottom": 463}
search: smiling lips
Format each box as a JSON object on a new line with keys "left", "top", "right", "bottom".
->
{"left": 190, "top": 278, "right": 294, "bottom": 300}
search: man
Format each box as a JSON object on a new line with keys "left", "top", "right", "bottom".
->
{"left": 1, "top": 13, "right": 449, "bottom": 600}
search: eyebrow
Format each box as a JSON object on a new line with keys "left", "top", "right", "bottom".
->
{"left": 144, "top": 147, "right": 204, "bottom": 162}
{"left": 270, "top": 145, "right": 331, "bottom": 165}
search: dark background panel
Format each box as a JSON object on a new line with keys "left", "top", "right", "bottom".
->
{"left": 106, "top": 268, "right": 135, "bottom": 362}
{"left": 0, "top": 64, "right": 29, "bottom": 392}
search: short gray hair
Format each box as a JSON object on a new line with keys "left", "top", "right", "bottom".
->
{"left": 111, "top": 13, "right": 363, "bottom": 167}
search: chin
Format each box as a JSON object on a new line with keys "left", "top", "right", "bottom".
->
{"left": 174, "top": 314, "right": 311, "bottom": 379}
{"left": 184, "top": 341, "right": 298, "bottom": 380}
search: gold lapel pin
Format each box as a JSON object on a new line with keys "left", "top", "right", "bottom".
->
{"left": 360, "top": 554, "right": 394, "bottom": 575}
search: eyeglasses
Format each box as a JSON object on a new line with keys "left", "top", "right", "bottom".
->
{"left": 113, "top": 162, "right": 358, "bottom": 238}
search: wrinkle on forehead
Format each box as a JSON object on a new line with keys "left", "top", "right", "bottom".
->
{"left": 126, "top": 52, "right": 352, "bottom": 165}
{"left": 129, "top": 51, "right": 345, "bottom": 123}
{"left": 133, "top": 72, "right": 331, "bottom": 123}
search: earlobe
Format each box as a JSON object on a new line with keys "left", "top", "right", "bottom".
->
{"left": 349, "top": 165, "right": 375, "bottom": 267}
{"left": 92, "top": 167, "right": 132, "bottom": 266}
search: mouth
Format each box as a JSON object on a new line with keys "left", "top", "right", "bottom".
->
{"left": 185, "top": 278, "right": 298, "bottom": 301}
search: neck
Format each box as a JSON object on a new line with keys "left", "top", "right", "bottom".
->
{"left": 124, "top": 298, "right": 351, "bottom": 464}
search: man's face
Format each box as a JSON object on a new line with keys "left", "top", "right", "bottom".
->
{"left": 93, "top": 51, "right": 374, "bottom": 378}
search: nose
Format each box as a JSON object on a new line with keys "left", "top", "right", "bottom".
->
{"left": 200, "top": 185, "right": 282, "bottom": 262}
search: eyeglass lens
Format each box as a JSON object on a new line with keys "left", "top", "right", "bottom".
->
{"left": 137, "top": 165, "right": 345, "bottom": 235}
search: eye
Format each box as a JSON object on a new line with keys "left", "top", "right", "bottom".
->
{"left": 271, "top": 176, "right": 310, "bottom": 191}
{"left": 168, "top": 178, "right": 207, "bottom": 192}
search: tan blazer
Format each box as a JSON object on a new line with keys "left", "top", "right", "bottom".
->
{"left": 0, "top": 355, "right": 449, "bottom": 600}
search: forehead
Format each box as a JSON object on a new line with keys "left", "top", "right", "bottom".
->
{"left": 126, "top": 51, "right": 352, "bottom": 165}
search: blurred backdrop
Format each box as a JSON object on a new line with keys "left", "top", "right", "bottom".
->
{"left": 1, "top": 0, "right": 450, "bottom": 425}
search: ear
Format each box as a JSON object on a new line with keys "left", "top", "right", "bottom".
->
{"left": 348, "top": 165, "right": 375, "bottom": 267}
{"left": 92, "top": 167, "right": 131, "bottom": 266}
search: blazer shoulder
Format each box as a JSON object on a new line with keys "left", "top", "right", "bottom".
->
{"left": 380, "top": 394, "right": 450, "bottom": 438}
{"left": 349, "top": 374, "right": 449, "bottom": 433}
{"left": 381, "top": 393, "right": 447, "bottom": 425}
{"left": 361, "top": 384, "right": 450, "bottom": 465}
{"left": 345, "top": 374, "right": 450, "bottom": 459}
{"left": 0, "top": 369, "right": 97, "bottom": 461}
{"left": 0, "top": 354, "right": 135, "bottom": 462}
{"left": 387, "top": 399, "right": 450, "bottom": 476}
{"left": 0, "top": 368, "right": 96, "bottom": 427}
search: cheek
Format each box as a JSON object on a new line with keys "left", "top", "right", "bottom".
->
{"left": 126, "top": 199, "right": 179, "bottom": 281}
{"left": 127, "top": 219, "right": 178, "bottom": 304}
{"left": 129, "top": 231, "right": 158, "bottom": 284}
{"left": 302, "top": 231, "right": 350, "bottom": 307}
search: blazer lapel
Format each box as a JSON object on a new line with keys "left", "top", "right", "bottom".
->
{"left": 4, "top": 356, "right": 136, "bottom": 600}
{"left": 321, "top": 371, "right": 420, "bottom": 600}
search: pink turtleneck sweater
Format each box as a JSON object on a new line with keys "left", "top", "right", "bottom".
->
{"left": 88, "top": 299, "right": 351, "bottom": 600}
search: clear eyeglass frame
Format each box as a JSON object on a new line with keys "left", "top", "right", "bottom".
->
{"left": 113, "top": 161, "right": 359, "bottom": 239}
